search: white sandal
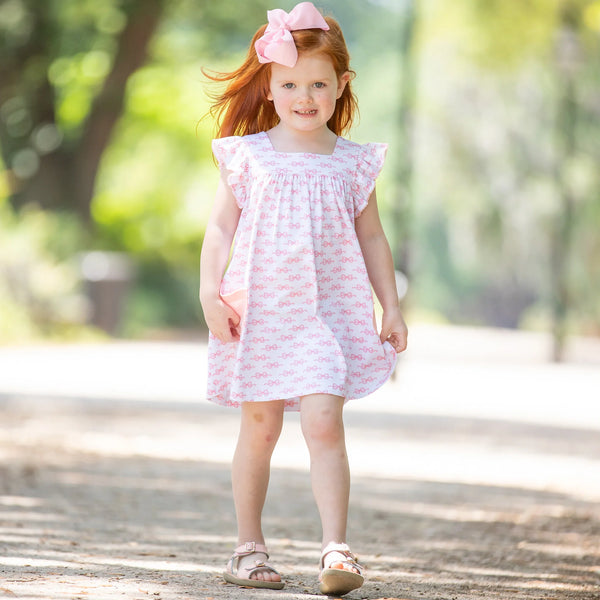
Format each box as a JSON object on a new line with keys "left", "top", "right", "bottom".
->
{"left": 223, "top": 541, "right": 285, "bottom": 590}
{"left": 319, "top": 542, "right": 364, "bottom": 595}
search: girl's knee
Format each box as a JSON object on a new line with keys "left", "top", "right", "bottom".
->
{"left": 304, "top": 418, "right": 345, "bottom": 447}
{"left": 301, "top": 397, "right": 346, "bottom": 448}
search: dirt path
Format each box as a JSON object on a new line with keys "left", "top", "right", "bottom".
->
{"left": 0, "top": 325, "right": 599, "bottom": 599}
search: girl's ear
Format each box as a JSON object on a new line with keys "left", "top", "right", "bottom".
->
{"left": 336, "top": 71, "right": 351, "bottom": 99}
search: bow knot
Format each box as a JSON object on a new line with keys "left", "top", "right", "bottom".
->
{"left": 255, "top": 2, "right": 330, "bottom": 68}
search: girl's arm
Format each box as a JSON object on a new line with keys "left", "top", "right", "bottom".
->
{"left": 199, "top": 172, "right": 242, "bottom": 343}
{"left": 355, "top": 188, "right": 408, "bottom": 353}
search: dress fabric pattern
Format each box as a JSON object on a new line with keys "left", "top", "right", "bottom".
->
{"left": 207, "top": 131, "right": 397, "bottom": 411}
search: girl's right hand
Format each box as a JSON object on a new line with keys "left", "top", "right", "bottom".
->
{"left": 201, "top": 296, "right": 241, "bottom": 344}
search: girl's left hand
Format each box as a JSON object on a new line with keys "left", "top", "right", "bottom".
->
{"left": 380, "top": 308, "right": 408, "bottom": 353}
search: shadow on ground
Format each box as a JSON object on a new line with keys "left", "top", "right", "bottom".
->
{"left": 0, "top": 394, "right": 598, "bottom": 600}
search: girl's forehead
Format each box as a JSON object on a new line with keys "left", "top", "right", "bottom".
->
{"left": 270, "top": 52, "right": 336, "bottom": 76}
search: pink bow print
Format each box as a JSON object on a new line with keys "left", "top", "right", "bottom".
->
{"left": 255, "top": 2, "right": 330, "bottom": 68}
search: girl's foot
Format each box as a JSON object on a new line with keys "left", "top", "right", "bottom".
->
{"left": 319, "top": 542, "right": 364, "bottom": 596}
{"left": 224, "top": 542, "right": 284, "bottom": 589}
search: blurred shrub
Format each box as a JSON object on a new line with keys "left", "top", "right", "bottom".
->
{"left": 119, "top": 259, "right": 205, "bottom": 337}
{"left": 0, "top": 202, "right": 102, "bottom": 343}
{"left": 0, "top": 198, "right": 206, "bottom": 341}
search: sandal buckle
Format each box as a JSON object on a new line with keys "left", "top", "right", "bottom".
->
{"left": 244, "top": 541, "right": 256, "bottom": 553}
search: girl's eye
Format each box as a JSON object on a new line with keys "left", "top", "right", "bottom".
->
{"left": 283, "top": 83, "right": 295, "bottom": 89}
{"left": 314, "top": 82, "right": 325, "bottom": 88}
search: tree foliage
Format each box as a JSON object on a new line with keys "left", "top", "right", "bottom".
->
{"left": 411, "top": 0, "right": 600, "bottom": 353}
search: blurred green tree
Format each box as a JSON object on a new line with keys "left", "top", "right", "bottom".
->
{"left": 0, "top": 0, "right": 165, "bottom": 221}
{"left": 418, "top": 0, "right": 600, "bottom": 358}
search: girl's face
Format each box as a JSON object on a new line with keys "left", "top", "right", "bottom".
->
{"left": 267, "top": 52, "right": 350, "bottom": 136}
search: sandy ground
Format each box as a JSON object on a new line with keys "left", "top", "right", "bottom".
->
{"left": 0, "top": 324, "right": 599, "bottom": 600}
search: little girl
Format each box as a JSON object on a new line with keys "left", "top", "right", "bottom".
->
{"left": 200, "top": 2, "right": 408, "bottom": 595}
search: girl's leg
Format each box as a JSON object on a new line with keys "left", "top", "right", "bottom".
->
{"left": 231, "top": 399, "right": 285, "bottom": 582}
{"left": 300, "top": 394, "right": 360, "bottom": 574}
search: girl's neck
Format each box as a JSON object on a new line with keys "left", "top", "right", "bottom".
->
{"left": 266, "top": 124, "right": 338, "bottom": 155}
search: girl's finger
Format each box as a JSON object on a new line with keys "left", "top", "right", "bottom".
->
{"left": 225, "top": 304, "right": 241, "bottom": 326}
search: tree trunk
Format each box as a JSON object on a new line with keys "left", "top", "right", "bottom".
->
{"left": 72, "top": 0, "right": 165, "bottom": 223}
{"left": 551, "top": 17, "right": 580, "bottom": 362}
{"left": 0, "top": 2, "right": 60, "bottom": 209}
{"left": 393, "top": 0, "right": 418, "bottom": 279}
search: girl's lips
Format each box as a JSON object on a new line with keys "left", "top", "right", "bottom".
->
{"left": 294, "top": 109, "right": 317, "bottom": 116}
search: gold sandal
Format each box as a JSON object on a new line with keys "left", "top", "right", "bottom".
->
{"left": 223, "top": 541, "right": 285, "bottom": 590}
{"left": 319, "top": 542, "right": 364, "bottom": 596}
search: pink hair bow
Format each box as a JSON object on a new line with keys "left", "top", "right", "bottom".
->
{"left": 255, "top": 2, "right": 330, "bottom": 68}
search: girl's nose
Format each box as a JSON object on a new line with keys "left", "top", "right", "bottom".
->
{"left": 297, "top": 86, "right": 313, "bottom": 101}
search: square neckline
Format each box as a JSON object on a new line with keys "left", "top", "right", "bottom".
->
{"left": 262, "top": 131, "right": 340, "bottom": 157}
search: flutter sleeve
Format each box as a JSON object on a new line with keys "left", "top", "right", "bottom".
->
{"left": 211, "top": 136, "right": 249, "bottom": 209}
{"left": 351, "top": 142, "right": 388, "bottom": 217}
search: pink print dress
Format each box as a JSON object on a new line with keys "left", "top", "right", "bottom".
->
{"left": 207, "top": 131, "right": 397, "bottom": 411}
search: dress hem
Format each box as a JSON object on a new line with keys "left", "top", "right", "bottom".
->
{"left": 205, "top": 346, "right": 397, "bottom": 412}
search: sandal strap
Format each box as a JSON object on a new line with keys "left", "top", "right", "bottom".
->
{"left": 232, "top": 541, "right": 269, "bottom": 558}
{"left": 320, "top": 542, "right": 363, "bottom": 573}
{"left": 227, "top": 541, "right": 281, "bottom": 578}
{"left": 242, "top": 560, "right": 282, "bottom": 578}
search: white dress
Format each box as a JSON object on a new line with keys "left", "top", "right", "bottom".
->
{"left": 206, "top": 131, "right": 396, "bottom": 411}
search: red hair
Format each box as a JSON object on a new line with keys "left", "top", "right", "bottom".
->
{"left": 204, "top": 17, "right": 358, "bottom": 138}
